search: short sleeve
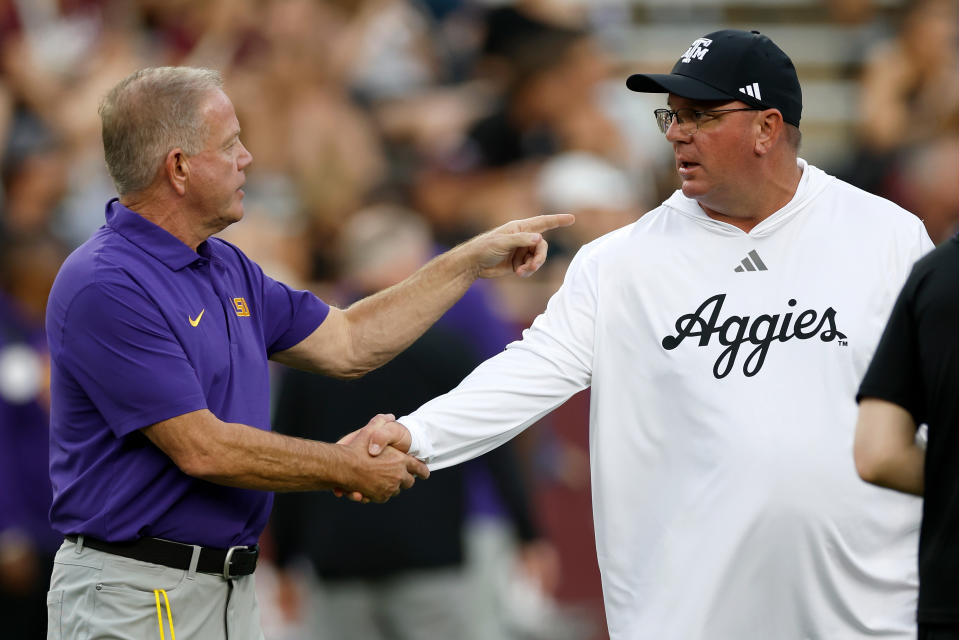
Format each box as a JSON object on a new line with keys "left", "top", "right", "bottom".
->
{"left": 249, "top": 266, "right": 330, "bottom": 355}
{"left": 857, "top": 271, "right": 925, "bottom": 425}
{"left": 58, "top": 282, "right": 208, "bottom": 437}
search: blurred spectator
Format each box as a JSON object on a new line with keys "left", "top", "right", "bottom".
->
{"left": 0, "top": 1, "right": 142, "bottom": 153}
{"left": 138, "top": 0, "right": 259, "bottom": 68}
{"left": 848, "top": 0, "right": 959, "bottom": 195}
{"left": 824, "top": 0, "right": 895, "bottom": 79}
{"left": 0, "top": 1, "right": 147, "bottom": 246}
{"left": 413, "top": 9, "right": 623, "bottom": 247}
{"left": 480, "top": 150, "right": 650, "bottom": 322}
{"left": 1, "top": 114, "right": 67, "bottom": 237}
{"left": 537, "top": 151, "right": 647, "bottom": 247}
{"left": 885, "top": 135, "right": 959, "bottom": 243}
{"left": 464, "top": 19, "right": 619, "bottom": 170}
{"left": 859, "top": 0, "right": 959, "bottom": 151}
{"left": 0, "top": 234, "right": 67, "bottom": 639}
{"left": 227, "top": 0, "right": 387, "bottom": 241}
{"left": 270, "top": 204, "right": 563, "bottom": 640}
{"left": 326, "top": 0, "right": 442, "bottom": 102}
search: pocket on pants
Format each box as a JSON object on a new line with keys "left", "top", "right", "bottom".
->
{"left": 91, "top": 586, "right": 181, "bottom": 640}
{"left": 47, "top": 590, "right": 63, "bottom": 640}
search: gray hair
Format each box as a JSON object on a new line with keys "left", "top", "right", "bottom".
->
{"left": 99, "top": 67, "right": 223, "bottom": 195}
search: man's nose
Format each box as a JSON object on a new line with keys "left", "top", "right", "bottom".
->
{"left": 664, "top": 118, "right": 690, "bottom": 143}
{"left": 238, "top": 142, "right": 253, "bottom": 168}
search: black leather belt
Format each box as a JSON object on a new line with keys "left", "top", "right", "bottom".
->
{"left": 66, "top": 535, "right": 258, "bottom": 579}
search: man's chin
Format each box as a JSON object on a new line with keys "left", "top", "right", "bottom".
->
{"left": 680, "top": 180, "right": 705, "bottom": 200}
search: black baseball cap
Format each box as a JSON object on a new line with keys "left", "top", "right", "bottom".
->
{"left": 626, "top": 29, "right": 802, "bottom": 127}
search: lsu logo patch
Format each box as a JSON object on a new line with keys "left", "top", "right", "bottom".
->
{"left": 681, "top": 38, "right": 712, "bottom": 64}
{"left": 233, "top": 298, "right": 251, "bottom": 317}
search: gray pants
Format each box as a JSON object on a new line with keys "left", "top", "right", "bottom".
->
{"left": 309, "top": 567, "right": 469, "bottom": 640}
{"left": 47, "top": 538, "right": 265, "bottom": 640}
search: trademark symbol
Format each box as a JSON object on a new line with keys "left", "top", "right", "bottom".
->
{"left": 838, "top": 340, "right": 848, "bottom": 346}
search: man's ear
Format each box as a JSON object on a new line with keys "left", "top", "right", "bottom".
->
{"left": 165, "top": 148, "right": 188, "bottom": 196}
{"left": 754, "top": 110, "right": 784, "bottom": 156}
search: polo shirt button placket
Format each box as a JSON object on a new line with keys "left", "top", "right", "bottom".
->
{"left": 208, "top": 259, "right": 236, "bottom": 345}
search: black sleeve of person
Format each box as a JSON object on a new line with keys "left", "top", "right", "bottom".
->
{"left": 857, "top": 239, "right": 959, "bottom": 433}
{"left": 856, "top": 266, "right": 926, "bottom": 427}
{"left": 480, "top": 440, "right": 541, "bottom": 542}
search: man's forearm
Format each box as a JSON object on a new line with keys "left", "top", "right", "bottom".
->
{"left": 145, "top": 410, "right": 359, "bottom": 491}
{"left": 143, "top": 410, "right": 426, "bottom": 501}
{"left": 343, "top": 246, "right": 476, "bottom": 373}
{"left": 272, "top": 214, "right": 572, "bottom": 378}
{"left": 192, "top": 418, "right": 358, "bottom": 491}
{"left": 854, "top": 399, "right": 925, "bottom": 496}
{"left": 855, "top": 444, "right": 924, "bottom": 496}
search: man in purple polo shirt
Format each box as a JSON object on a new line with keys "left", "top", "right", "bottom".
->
{"left": 44, "top": 66, "right": 572, "bottom": 640}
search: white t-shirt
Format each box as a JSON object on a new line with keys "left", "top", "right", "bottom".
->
{"left": 401, "top": 160, "right": 933, "bottom": 639}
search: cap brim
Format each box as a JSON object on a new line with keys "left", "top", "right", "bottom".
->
{"left": 626, "top": 73, "right": 735, "bottom": 102}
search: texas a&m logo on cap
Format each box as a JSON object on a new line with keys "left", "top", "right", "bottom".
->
{"left": 681, "top": 38, "right": 712, "bottom": 64}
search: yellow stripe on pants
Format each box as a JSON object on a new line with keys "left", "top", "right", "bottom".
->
{"left": 153, "top": 589, "right": 176, "bottom": 640}
{"left": 154, "top": 590, "right": 165, "bottom": 640}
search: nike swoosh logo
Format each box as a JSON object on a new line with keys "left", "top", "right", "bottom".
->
{"left": 189, "top": 309, "right": 205, "bottom": 327}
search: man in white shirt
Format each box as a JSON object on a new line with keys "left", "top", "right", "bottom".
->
{"left": 345, "top": 29, "right": 932, "bottom": 639}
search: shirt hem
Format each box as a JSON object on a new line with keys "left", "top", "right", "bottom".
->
{"left": 110, "top": 397, "right": 209, "bottom": 437}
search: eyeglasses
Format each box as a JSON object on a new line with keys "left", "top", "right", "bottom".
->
{"left": 653, "top": 107, "right": 761, "bottom": 135}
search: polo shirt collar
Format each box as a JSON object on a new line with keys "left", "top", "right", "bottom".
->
{"left": 105, "top": 198, "right": 208, "bottom": 271}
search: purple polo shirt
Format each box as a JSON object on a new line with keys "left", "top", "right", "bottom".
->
{"left": 46, "top": 199, "right": 329, "bottom": 547}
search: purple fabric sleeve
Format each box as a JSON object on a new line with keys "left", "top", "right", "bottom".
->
{"left": 220, "top": 241, "right": 330, "bottom": 355}
{"left": 262, "top": 279, "right": 330, "bottom": 355}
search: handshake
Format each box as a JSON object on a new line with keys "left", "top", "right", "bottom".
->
{"left": 333, "top": 414, "right": 427, "bottom": 503}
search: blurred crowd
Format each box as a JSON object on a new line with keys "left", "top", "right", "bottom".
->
{"left": 2, "top": 0, "right": 959, "bottom": 638}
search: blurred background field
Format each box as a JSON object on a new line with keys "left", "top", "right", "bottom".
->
{"left": 2, "top": 0, "right": 958, "bottom": 638}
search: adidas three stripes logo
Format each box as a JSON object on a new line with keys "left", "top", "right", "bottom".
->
{"left": 739, "top": 83, "right": 762, "bottom": 100}
{"left": 734, "top": 250, "right": 767, "bottom": 272}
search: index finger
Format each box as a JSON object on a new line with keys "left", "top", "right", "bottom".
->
{"left": 407, "top": 456, "right": 430, "bottom": 480}
{"left": 511, "top": 214, "right": 575, "bottom": 234}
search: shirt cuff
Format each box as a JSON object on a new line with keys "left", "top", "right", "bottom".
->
{"left": 397, "top": 415, "right": 433, "bottom": 463}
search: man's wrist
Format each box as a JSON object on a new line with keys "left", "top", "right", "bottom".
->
{"left": 445, "top": 236, "right": 484, "bottom": 282}
{"left": 330, "top": 443, "right": 363, "bottom": 491}
{"left": 398, "top": 418, "right": 431, "bottom": 461}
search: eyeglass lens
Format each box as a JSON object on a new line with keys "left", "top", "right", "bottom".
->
{"left": 655, "top": 109, "right": 696, "bottom": 134}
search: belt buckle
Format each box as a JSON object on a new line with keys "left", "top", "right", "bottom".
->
{"left": 223, "top": 546, "right": 247, "bottom": 580}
